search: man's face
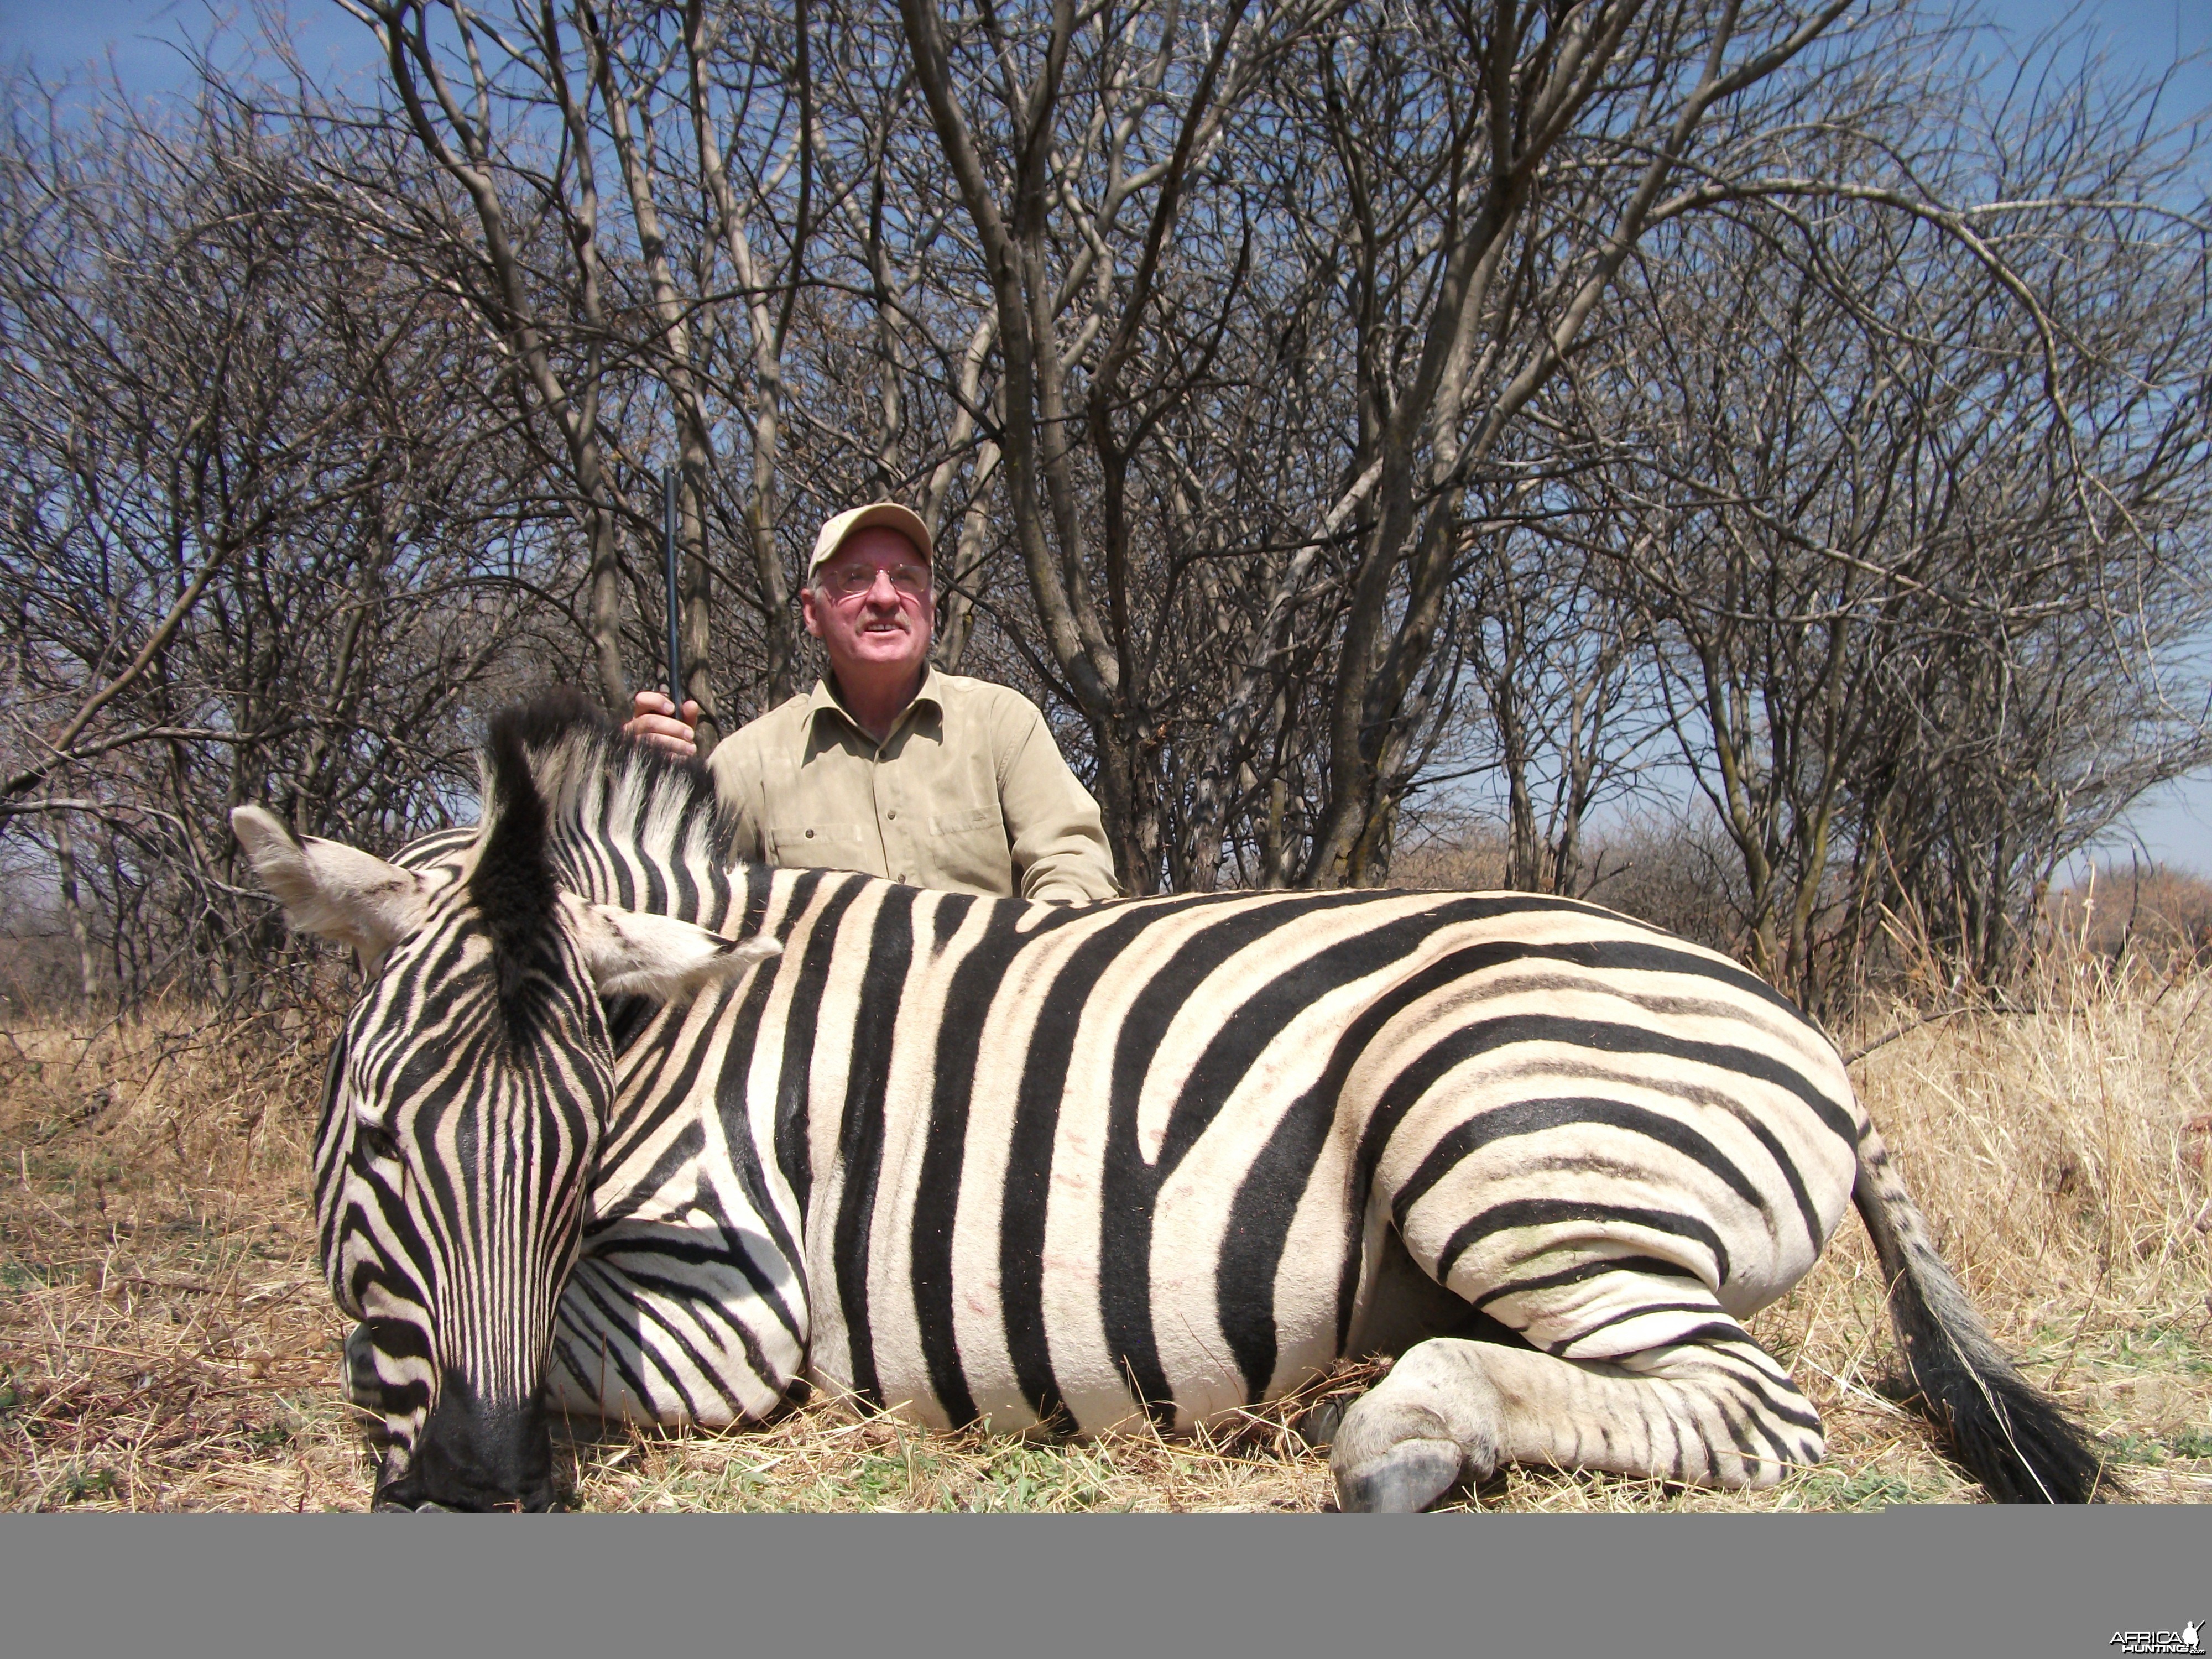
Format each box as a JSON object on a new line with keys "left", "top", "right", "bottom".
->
{"left": 801, "top": 525, "right": 933, "bottom": 686}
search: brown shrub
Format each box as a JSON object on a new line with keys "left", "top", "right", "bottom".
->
{"left": 1384, "top": 818, "right": 1511, "bottom": 893}
{"left": 1386, "top": 812, "right": 1746, "bottom": 959}
{"left": 2047, "top": 864, "right": 2212, "bottom": 970}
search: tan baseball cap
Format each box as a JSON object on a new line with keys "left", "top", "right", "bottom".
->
{"left": 807, "top": 502, "right": 933, "bottom": 581}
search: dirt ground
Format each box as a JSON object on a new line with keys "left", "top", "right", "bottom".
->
{"left": 3, "top": 957, "right": 2207, "bottom": 1512}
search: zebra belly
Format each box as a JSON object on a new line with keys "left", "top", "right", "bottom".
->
{"left": 811, "top": 1086, "right": 1363, "bottom": 1436}
{"left": 805, "top": 1229, "right": 1358, "bottom": 1435}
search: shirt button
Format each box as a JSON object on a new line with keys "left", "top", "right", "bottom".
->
{"left": 805, "top": 828, "right": 815, "bottom": 838}
{"left": 886, "top": 809, "right": 898, "bottom": 820}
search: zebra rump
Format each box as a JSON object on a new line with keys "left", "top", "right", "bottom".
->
{"left": 238, "top": 691, "right": 2106, "bottom": 1508}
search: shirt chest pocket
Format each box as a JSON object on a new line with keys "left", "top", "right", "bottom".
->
{"left": 917, "top": 802, "right": 1013, "bottom": 893}
{"left": 766, "top": 821, "right": 876, "bottom": 871}
{"left": 927, "top": 805, "right": 1001, "bottom": 837}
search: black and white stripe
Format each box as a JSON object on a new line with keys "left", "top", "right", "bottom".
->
{"left": 301, "top": 727, "right": 612, "bottom": 1510}
{"left": 263, "top": 692, "right": 2104, "bottom": 1509}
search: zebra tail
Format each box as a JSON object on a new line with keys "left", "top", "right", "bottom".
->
{"left": 1851, "top": 1121, "right": 2111, "bottom": 1503}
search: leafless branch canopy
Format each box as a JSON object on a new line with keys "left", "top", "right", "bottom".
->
{"left": 2, "top": 1, "right": 2207, "bottom": 1009}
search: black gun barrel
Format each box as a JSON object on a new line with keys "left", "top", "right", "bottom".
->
{"left": 662, "top": 467, "right": 684, "bottom": 708}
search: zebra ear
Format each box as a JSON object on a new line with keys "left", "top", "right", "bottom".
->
{"left": 573, "top": 901, "right": 781, "bottom": 1002}
{"left": 231, "top": 806, "right": 432, "bottom": 965}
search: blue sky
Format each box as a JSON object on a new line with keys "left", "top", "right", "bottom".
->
{"left": 6, "top": 0, "right": 2207, "bottom": 106}
{"left": 3, "top": 0, "right": 2206, "bottom": 872}
{"left": 1933, "top": 0, "right": 2212, "bottom": 876}
{"left": 0, "top": 2, "right": 382, "bottom": 95}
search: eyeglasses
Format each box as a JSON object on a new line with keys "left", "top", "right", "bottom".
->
{"left": 819, "top": 561, "right": 931, "bottom": 599}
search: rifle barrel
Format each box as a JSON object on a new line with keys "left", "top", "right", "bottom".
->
{"left": 662, "top": 468, "right": 684, "bottom": 707}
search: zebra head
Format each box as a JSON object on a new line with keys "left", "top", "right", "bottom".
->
{"left": 231, "top": 727, "right": 776, "bottom": 1512}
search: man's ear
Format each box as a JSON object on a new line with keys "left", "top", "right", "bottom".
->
{"left": 799, "top": 582, "right": 826, "bottom": 640}
{"left": 231, "top": 806, "right": 432, "bottom": 964}
{"left": 571, "top": 900, "right": 781, "bottom": 1001}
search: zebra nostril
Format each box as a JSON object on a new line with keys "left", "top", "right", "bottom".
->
{"left": 343, "top": 1324, "right": 382, "bottom": 1408}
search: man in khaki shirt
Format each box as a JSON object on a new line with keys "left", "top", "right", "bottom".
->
{"left": 625, "top": 502, "right": 1119, "bottom": 905}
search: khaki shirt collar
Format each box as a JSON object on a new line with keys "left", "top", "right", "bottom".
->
{"left": 805, "top": 666, "right": 945, "bottom": 751}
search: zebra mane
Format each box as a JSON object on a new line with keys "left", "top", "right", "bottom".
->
{"left": 472, "top": 702, "right": 567, "bottom": 1042}
{"left": 475, "top": 688, "right": 738, "bottom": 914}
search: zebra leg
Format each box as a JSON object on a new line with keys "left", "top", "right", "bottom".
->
{"left": 541, "top": 1224, "right": 806, "bottom": 1430}
{"left": 1331, "top": 1298, "right": 1824, "bottom": 1511}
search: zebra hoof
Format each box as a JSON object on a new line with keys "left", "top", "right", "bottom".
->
{"left": 1333, "top": 1438, "right": 1464, "bottom": 1513}
{"left": 1295, "top": 1397, "right": 1346, "bottom": 1447}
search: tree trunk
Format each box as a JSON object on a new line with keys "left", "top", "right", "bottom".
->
{"left": 52, "top": 805, "right": 98, "bottom": 1005}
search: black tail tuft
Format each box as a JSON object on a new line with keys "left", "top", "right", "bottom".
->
{"left": 1886, "top": 1276, "right": 2111, "bottom": 1503}
{"left": 1855, "top": 1124, "right": 2112, "bottom": 1504}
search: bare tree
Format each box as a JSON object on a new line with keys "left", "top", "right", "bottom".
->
{"left": 892, "top": 0, "right": 1858, "bottom": 889}
{"left": 1563, "top": 35, "right": 2212, "bottom": 999}
{"left": 1459, "top": 488, "right": 1650, "bottom": 896}
{"left": 0, "top": 71, "right": 552, "bottom": 1001}
{"left": 336, "top": 0, "right": 645, "bottom": 713}
{"left": 4, "top": 1, "right": 2209, "bottom": 1013}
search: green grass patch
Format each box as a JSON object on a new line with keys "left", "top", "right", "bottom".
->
{"left": 2103, "top": 1432, "right": 2171, "bottom": 1468}
{"left": 1778, "top": 1466, "right": 1952, "bottom": 1511}
{"left": 58, "top": 1465, "right": 117, "bottom": 1505}
{"left": 2164, "top": 1427, "right": 2212, "bottom": 1461}
{"left": 2099, "top": 1321, "right": 2211, "bottom": 1378}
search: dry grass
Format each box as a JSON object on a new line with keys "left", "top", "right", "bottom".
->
{"left": 3, "top": 955, "right": 2207, "bottom": 1512}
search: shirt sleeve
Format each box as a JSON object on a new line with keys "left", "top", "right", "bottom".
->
{"left": 993, "top": 698, "right": 1123, "bottom": 904}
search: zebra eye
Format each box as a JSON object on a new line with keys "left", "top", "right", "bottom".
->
{"left": 356, "top": 1121, "right": 401, "bottom": 1166}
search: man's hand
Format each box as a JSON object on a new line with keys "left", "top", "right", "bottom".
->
{"left": 625, "top": 691, "right": 700, "bottom": 760}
